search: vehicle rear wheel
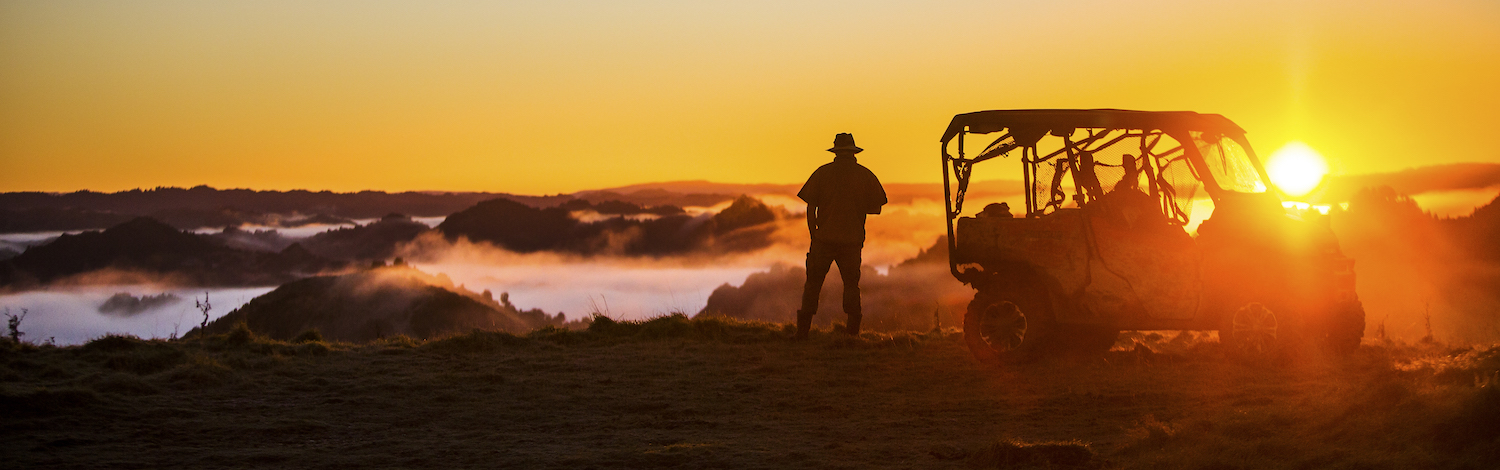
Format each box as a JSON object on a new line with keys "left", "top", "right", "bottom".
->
{"left": 964, "top": 288, "right": 1056, "bottom": 365}
{"left": 1219, "top": 302, "right": 1297, "bottom": 361}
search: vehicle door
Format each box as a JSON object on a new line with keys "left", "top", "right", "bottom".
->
{"left": 1079, "top": 149, "right": 1203, "bottom": 321}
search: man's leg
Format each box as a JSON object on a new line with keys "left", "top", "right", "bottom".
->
{"left": 799, "top": 241, "right": 835, "bottom": 339}
{"left": 833, "top": 242, "right": 863, "bottom": 335}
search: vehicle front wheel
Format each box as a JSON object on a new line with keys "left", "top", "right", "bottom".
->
{"left": 964, "top": 289, "right": 1056, "bottom": 365}
{"left": 1219, "top": 302, "right": 1297, "bottom": 361}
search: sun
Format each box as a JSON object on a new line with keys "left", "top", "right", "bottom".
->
{"left": 1265, "top": 141, "right": 1329, "bottom": 198}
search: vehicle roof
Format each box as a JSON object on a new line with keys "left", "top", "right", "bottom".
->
{"left": 939, "top": 109, "right": 1245, "bottom": 143}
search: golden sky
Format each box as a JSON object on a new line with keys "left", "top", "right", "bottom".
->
{"left": 2, "top": 0, "right": 1497, "bottom": 194}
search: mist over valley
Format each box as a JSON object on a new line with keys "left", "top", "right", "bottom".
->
{"left": 3, "top": 170, "right": 1499, "bottom": 347}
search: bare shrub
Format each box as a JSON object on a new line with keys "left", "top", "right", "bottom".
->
{"left": 195, "top": 292, "right": 212, "bottom": 332}
{"left": 5, "top": 307, "right": 27, "bottom": 343}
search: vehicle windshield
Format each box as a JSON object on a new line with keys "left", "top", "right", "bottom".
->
{"left": 1190, "top": 131, "right": 1266, "bottom": 194}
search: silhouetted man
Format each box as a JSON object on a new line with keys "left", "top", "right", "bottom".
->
{"left": 1114, "top": 154, "right": 1142, "bottom": 193}
{"left": 796, "top": 133, "right": 887, "bottom": 338}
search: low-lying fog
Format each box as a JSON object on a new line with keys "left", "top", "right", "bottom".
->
{"left": 5, "top": 189, "right": 1497, "bottom": 346}
{"left": 391, "top": 196, "right": 965, "bottom": 322}
{"left": 0, "top": 217, "right": 450, "bottom": 252}
{"left": 1, "top": 263, "right": 783, "bottom": 345}
{"left": 0, "top": 199, "right": 962, "bottom": 345}
{"left": 0, "top": 287, "right": 273, "bottom": 345}
{"left": 184, "top": 216, "right": 447, "bottom": 238}
{"left": 1409, "top": 187, "right": 1500, "bottom": 218}
{"left": 0, "top": 230, "right": 82, "bottom": 253}
{"left": 413, "top": 261, "right": 765, "bottom": 320}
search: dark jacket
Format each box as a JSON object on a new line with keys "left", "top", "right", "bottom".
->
{"left": 797, "top": 155, "right": 887, "bottom": 244}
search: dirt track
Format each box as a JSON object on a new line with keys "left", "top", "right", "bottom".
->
{"left": 3, "top": 321, "right": 1498, "bottom": 469}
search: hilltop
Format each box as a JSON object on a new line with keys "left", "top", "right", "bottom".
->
{"left": 0, "top": 186, "right": 527, "bottom": 232}
{"left": 0, "top": 217, "right": 348, "bottom": 289}
{"left": 5, "top": 164, "right": 1497, "bottom": 233}
{"left": 437, "top": 195, "right": 782, "bottom": 255}
{"left": 0, "top": 180, "right": 1005, "bottom": 233}
{"left": 200, "top": 264, "right": 578, "bottom": 342}
{"left": 297, "top": 213, "right": 432, "bottom": 261}
{"left": 1320, "top": 163, "right": 1500, "bottom": 204}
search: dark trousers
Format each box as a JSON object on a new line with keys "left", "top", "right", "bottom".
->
{"left": 800, "top": 239, "right": 862, "bottom": 316}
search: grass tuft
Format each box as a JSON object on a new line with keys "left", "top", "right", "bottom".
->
{"left": 163, "top": 355, "right": 235, "bottom": 388}
{"left": 295, "top": 341, "right": 332, "bottom": 356}
{"left": 77, "top": 335, "right": 186, "bottom": 375}
{"left": 291, "top": 329, "right": 324, "bottom": 344}
{"left": 422, "top": 330, "right": 529, "bottom": 353}
{"left": 82, "top": 334, "right": 148, "bottom": 352}
{"left": 225, "top": 322, "right": 256, "bottom": 346}
{"left": 375, "top": 335, "right": 419, "bottom": 349}
{"left": 192, "top": 322, "right": 307, "bottom": 356}
{"left": 575, "top": 313, "right": 791, "bottom": 344}
{"left": 1120, "top": 415, "right": 1178, "bottom": 454}
{"left": 0, "top": 338, "right": 40, "bottom": 355}
{"left": 967, "top": 438, "right": 1100, "bottom": 469}
{"left": 527, "top": 325, "right": 585, "bottom": 345}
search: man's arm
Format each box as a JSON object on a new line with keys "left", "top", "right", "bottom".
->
{"left": 806, "top": 205, "right": 817, "bottom": 237}
{"left": 867, "top": 172, "right": 888, "bottom": 215}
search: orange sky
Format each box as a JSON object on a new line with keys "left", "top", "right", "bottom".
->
{"left": 2, "top": 1, "right": 1497, "bottom": 195}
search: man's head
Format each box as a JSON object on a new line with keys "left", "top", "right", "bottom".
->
{"left": 827, "top": 133, "right": 863, "bottom": 156}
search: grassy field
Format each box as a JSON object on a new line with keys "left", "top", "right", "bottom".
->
{"left": 3, "top": 316, "right": 1498, "bottom": 469}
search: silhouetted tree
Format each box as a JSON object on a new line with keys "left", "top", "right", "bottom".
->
{"left": 195, "top": 292, "right": 212, "bottom": 331}
{"left": 4, "top": 307, "right": 26, "bottom": 343}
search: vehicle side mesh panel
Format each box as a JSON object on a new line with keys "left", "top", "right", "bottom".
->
{"left": 1082, "top": 132, "right": 1160, "bottom": 207}
{"left": 1091, "top": 159, "right": 1128, "bottom": 193}
{"left": 1016, "top": 129, "right": 1206, "bottom": 222}
{"left": 1159, "top": 156, "right": 1200, "bottom": 223}
{"left": 1032, "top": 158, "right": 1059, "bottom": 214}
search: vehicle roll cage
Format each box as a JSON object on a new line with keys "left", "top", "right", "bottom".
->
{"left": 939, "top": 109, "right": 1268, "bottom": 280}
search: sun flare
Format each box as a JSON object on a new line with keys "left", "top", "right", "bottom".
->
{"left": 1265, "top": 141, "right": 1329, "bottom": 198}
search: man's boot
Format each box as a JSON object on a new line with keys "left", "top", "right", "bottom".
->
{"left": 845, "top": 313, "right": 862, "bottom": 336}
{"left": 795, "top": 310, "right": 813, "bottom": 340}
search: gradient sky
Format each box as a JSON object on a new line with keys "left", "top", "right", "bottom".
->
{"left": 2, "top": 0, "right": 1497, "bottom": 194}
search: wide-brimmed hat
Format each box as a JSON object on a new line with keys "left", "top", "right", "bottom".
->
{"left": 827, "top": 133, "right": 863, "bottom": 154}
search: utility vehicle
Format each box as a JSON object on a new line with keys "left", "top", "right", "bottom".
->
{"left": 939, "top": 109, "right": 1363, "bottom": 364}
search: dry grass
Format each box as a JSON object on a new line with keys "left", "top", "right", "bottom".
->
{"left": 3, "top": 317, "right": 1498, "bottom": 469}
